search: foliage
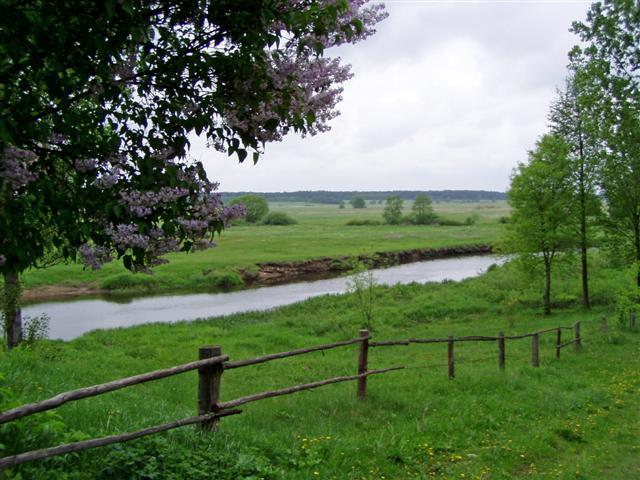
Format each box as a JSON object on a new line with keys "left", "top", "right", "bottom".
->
{"left": 262, "top": 212, "right": 297, "bottom": 226}
{"left": 506, "top": 134, "right": 576, "bottom": 314}
{"left": 346, "top": 262, "right": 376, "bottom": 330}
{"left": 0, "top": 0, "right": 387, "bottom": 347}
{"left": 345, "top": 219, "right": 382, "bottom": 226}
{"left": 228, "top": 195, "right": 269, "bottom": 224}
{"left": 349, "top": 196, "right": 366, "bottom": 209}
{"left": 338, "top": 201, "right": 345, "bottom": 209}
{"left": 412, "top": 194, "right": 437, "bottom": 225}
{"left": 572, "top": 0, "right": 640, "bottom": 287}
{"left": 382, "top": 195, "right": 403, "bottom": 225}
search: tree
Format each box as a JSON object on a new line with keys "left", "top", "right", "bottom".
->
{"left": 0, "top": 1, "right": 387, "bottom": 348}
{"left": 548, "top": 67, "right": 602, "bottom": 308}
{"left": 383, "top": 195, "right": 403, "bottom": 225}
{"left": 350, "top": 196, "right": 366, "bottom": 208}
{"left": 506, "top": 135, "right": 576, "bottom": 315}
{"left": 572, "top": 0, "right": 640, "bottom": 287}
{"left": 338, "top": 201, "right": 345, "bottom": 209}
{"left": 411, "top": 194, "right": 437, "bottom": 225}
{"left": 228, "top": 195, "right": 269, "bottom": 224}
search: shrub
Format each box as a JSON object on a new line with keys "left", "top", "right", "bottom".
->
{"left": 206, "top": 271, "right": 244, "bottom": 289}
{"left": 101, "top": 274, "right": 158, "bottom": 290}
{"left": 262, "top": 212, "right": 297, "bottom": 225}
{"left": 350, "top": 196, "right": 366, "bottom": 208}
{"left": 345, "top": 219, "right": 382, "bottom": 226}
{"left": 228, "top": 194, "right": 269, "bottom": 223}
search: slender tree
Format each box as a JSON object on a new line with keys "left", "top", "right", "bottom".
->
{"left": 507, "top": 135, "right": 576, "bottom": 315}
{"left": 572, "top": 0, "right": 640, "bottom": 287}
{"left": 0, "top": 0, "right": 387, "bottom": 348}
{"left": 383, "top": 195, "right": 403, "bottom": 225}
{"left": 412, "top": 194, "right": 437, "bottom": 225}
{"left": 548, "top": 65, "right": 602, "bottom": 308}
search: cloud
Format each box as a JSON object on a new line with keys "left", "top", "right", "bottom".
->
{"left": 196, "top": 1, "right": 591, "bottom": 192}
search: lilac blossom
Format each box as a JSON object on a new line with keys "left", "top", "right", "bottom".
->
{"left": 74, "top": 158, "right": 98, "bottom": 172}
{"left": 78, "top": 244, "right": 113, "bottom": 270}
{"left": 1, "top": 145, "right": 38, "bottom": 190}
{"left": 120, "top": 187, "right": 189, "bottom": 218}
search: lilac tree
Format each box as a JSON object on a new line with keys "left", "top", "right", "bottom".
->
{"left": 0, "top": 0, "right": 387, "bottom": 348}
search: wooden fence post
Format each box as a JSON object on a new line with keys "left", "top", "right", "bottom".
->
{"left": 448, "top": 336, "right": 455, "bottom": 379}
{"left": 198, "top": 345, "right": 223, "bottom": 430}
{"left": 555, "top": 328, "right": 561, "bottom": 359}
{"left": 600, "top": 317, "right": 608, "bottom": 336}
{"left": 357, "top": 329, "right": 369, "bottom": 400}
{"left": 531, "top": 333, "right": 539, "bottom": 367}
{"left": 498, "top": 332, "right": 505, "bottom": 370}
{"left": 574, "top": 321, "right": 582, "bottom": 351}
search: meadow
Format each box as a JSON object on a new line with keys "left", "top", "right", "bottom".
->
{"left": 1, "top": 256, "right": 638, "bottom": 479}
{"left": 18, "top": 201, "right": 509, "bottom": 297}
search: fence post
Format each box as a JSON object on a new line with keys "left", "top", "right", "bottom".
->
{"left": 448, "top": 336, "right": 455, "bottom": 379}
{"left": 574, "top": 321, "right": 582, "bottom": 351}
{"left": 498, "top": 332, "right": 505, "bottom": 371}
{"left": 357, "top": 329, "right": 369, "bottom": 400}
{"left": 600, "top": 317, "right": 608, "bottom": 336}
{"left": 531, "top": 333, "right": 539, "bottom": 367}
{"left": 555, "top": 327, "right": 561, "bottom": 359}
{"left": 198, "top": 345, "right": 223, "bottom": 430}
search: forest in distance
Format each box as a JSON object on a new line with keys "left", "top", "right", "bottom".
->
{"left": 221, "top": 190, "right": 507, "bottom": 204}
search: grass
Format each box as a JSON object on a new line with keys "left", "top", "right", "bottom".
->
{"left": 1, "top": 256, "right": 638, "bottom": 479}
{"left": 17, "top": 201, "right": 508, "bottom": 295}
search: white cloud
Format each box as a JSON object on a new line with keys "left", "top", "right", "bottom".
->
{"left": 195, "top": 0, "right": 591, "bottom": 192}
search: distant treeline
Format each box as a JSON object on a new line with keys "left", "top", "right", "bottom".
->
{"left": 221, "top": 190, "right": 506, "bottom": 204}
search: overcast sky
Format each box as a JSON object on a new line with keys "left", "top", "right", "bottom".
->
{"left": 194, "top": 0, "right": 592, "bottom": 193}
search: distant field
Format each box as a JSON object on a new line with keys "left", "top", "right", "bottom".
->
{"left": 19, "top": 201, "right": 510, "bottom": 294}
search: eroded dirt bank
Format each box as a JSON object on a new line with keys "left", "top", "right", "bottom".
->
{"left": 241, "top": 244, "right": 493, "bottom": 285}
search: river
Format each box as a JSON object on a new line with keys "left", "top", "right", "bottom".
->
{"left": 23, "top": 254, "right": 505, "bottom": 341}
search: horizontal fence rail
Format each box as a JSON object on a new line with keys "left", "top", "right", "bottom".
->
{"left": 0, "top": 320, "right": 586, "bottom": 470}
{"left": 0, "top": 354, "right": 229, "bottom": 425}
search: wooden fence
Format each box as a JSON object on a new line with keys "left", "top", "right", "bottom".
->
{"left": 0, "top": 320, "right": 586, "bottom": 470}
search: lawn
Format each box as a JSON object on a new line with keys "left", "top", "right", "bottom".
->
{"left": 1, "top": 257, "right": 638, "bottom": 479}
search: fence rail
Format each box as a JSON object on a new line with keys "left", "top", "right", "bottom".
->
{"left": 0, "top": 320, "right": 587, "bottom": 470}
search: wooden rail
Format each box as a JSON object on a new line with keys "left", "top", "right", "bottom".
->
{"left": 0, "top": 321, "right": 586, "bottom": 470}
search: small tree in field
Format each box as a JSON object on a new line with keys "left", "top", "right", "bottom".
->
{"left": 506, "top": 134, "right": 576, "bottom": 315}
{"left": 350, "top": 196, "right": 366, "bottom": 208}
{"left": 228, "top": 195, "right": 269, "bottom": 224}
{"left": 412, "top": 194, "right": 437, "bottom": 224}
{"left": 383, "top": 195, "right": 403, "bottom": 224}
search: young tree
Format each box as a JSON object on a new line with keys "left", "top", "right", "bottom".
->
{"left": 412, "top": 194, "right": 437, "bottom": 224}
{"left": 506, "top": 135, "right": 576, "bottom": 315}
{"left": 572, "top": 0, "right": 640, "bottom": 287}
{"left": 0, "top": 1, "right": 387, "bottom": 348}
{"left": 383, "top": 195, "right": 403, "bottom": 225}
{"left": 228, "top": 195, "right": 269, "bottom": 224}
{"left": 548, "top": 66, "right": 602, "bottom": 308}
{"left": 350, "top": 196, "right": 366, "bottom": 208}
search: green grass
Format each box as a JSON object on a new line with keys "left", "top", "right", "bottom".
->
{"left": 1, "top": 257, "right": 638, "bottom": 479}
{"left": 18, "top": 201, "right": 508, "bottom": 295}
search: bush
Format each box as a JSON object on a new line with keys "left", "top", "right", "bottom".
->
{"left": 228, "top": 194, "right": 269, "bottom": 223}
{"left": 350, "top": 196, "right": 366, "bottom": 208}
{"left": 101, "top": 274, "right": 158, "bottom": 291}
{"left": 345, "top": 219, "right": 382, "bottom": 226}
{"left": 206, "top": 271, "right": 244, "bottom": 289}
{"left": 435, "top": 217, "right": 466, "bottom": 226}
{"left": 499, "top": 216, "right": 511, "bottom": 224}
{"left": 262, "top": 212, "right": 297, "bottom": 225}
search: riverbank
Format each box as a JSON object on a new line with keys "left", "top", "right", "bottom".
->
{"left": 22, "top": 244, "right": 493, "bottom": 303}
{"left": 16, "top": 201, "right": 506, "bottom": 302}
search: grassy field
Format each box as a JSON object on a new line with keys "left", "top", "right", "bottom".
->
{"left": 1, "top": 257, "right": 638, "bottom": 479}
{"left": 18, "top": 201, "right": 509, "bottom": 295}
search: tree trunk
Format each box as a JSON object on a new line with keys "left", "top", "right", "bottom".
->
{"left": 3, "top": 271, "right": 23, "bottom": 349}
{"left": 577, "top": 115, "right": 590, "bottom": 308}
{"left": 543, "top": 256, "right": 551, "bottom": 316}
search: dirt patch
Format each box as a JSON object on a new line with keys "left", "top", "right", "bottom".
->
{"left": 242, "top": 244, "right": 493, "bottom": 285}
{"left": 22, "top": 285, "right": 106, "bottom": 303}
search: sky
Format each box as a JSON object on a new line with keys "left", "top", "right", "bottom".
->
{"left": 194, "top": 0, "right": 593, "bottom": 193}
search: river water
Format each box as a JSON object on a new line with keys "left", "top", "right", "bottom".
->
{"left": 24, "top": 255, "right": 505, "bottom": 341}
